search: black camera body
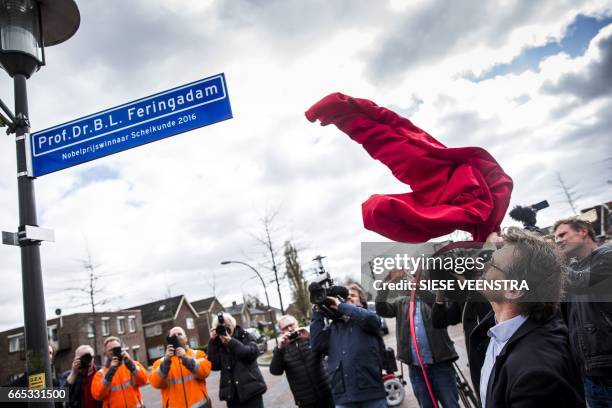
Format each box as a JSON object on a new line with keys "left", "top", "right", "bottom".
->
{"left": 111, "top": 346, "right": 123, "bottom": 362}
{"left": 79, "top": 353, "right": 92, "bottom": 369}
{"left": 216, "top": 313, "right": 228, "bottom": 337}
{"left": 287, "top": 330, "right": 300, "bottom": 342}
{"left": 166, "top": 335, "right": 181, "bottom": 351}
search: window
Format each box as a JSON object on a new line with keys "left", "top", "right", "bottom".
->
{"left": 189, "top": 337, "right": 199, "bottom": 348}
{"left": 86, "top": 321, "right": 95, "bottom": 338}
{"left": 148, "top": 345, "right": 165, "bottom": 360}
{"left": 128, "top": 316, "right": 136, "bottom": 333}
{"left": 8, "top": 334, "right": 24, "bottom": 353}
{"left": 47, "top": 325, "right": 58, "bottom": 342}
{"left": 132, "top": 346, "right": 141, "bottom": 362}
{"left": 186, "top": 317, "right": 194, "bottom": 330}
{"left": 117, "top": 317, "right": 125, "bottom": 334}
{"left": 144, "top": 324, "right": 162, "bottom": 338}
{"left": 101, "top": 318, "right": 110, "bottom": 336}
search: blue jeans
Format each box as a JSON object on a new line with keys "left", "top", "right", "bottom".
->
{"left": 408, "top": 362, "right": 459, "bottom": 408}
{"left": 336, "top": 398, "right": 388, "bottom": 408}
{"left": 584, "top": 376, "right": 612, "bottom": 408}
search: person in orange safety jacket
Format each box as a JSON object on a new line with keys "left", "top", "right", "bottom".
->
{"left": 92, "top": 336, "right": 148, "bottom": 408}
{"left": 150, "top": 326, "right": 212, "bottom": 408}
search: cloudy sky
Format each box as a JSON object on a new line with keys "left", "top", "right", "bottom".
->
{"left": 1, "top": 0, "right": 611, "bottom": 331}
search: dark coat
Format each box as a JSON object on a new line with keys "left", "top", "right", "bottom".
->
{"left": 269, "top": 336, "right": 331, "bottom": 406}
{"left": 207, "top": 325, "right": 267, "bottom": 404}
{"left": 469, "top": 310, "right": 585, "bottom": 408}
{"left": 310, "top": 303, "right": 386, "bottom": 405}
{"left": 376, "top": 290, "right": 459, "bottom": 365}
{"left": 563, "top": 243, "right": 612, "bottom": 377}
{"left": 59, "top": 367, "right": 102, "bottom": 408}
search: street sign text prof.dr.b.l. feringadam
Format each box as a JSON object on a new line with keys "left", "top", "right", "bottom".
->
{"left": 29, "top": 73, "right": 232, "bottom": 177}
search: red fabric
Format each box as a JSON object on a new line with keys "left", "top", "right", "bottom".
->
{"left": 305, "top": 92, "right": 513, "bottom": 242}
{"left": 83, "top": 370, "right": 96, "bottom": 408}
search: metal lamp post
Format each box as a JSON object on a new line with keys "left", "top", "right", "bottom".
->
{"left": 0, "top": 0, "right": 79, "bottom": 398}
{"left": 221, "top": 260, "right": 279, "bottom": 346}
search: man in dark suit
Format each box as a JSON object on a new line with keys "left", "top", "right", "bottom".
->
{"left": 470, "top": 228, "right": 584, "bottom": 407}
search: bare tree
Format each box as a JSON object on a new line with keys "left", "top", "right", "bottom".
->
{"left": 203, "top": 270, "right": 220, "bottom": 299}
{"left": 62, "top": 248, "right": 119, "bottom": 359}
{"left": 556, "top": 172, "right": 580, "bottom": 214}
{"left": 284, "top": 240, "right": 311, "bottom": 319}
{"left": 250, "top": 210, "right": 286, "bottom": 314}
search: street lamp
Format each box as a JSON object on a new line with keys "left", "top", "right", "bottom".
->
{"left": 220, "top": 260, "right": 279, "bottom": 346}
{"left": 1, "top": 0, "right": 79, "bottom": 397}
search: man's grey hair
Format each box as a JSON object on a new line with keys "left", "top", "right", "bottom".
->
{"left": 278, "top": 314, "right": 298, "bottom": 328}
{"left": 75, "top": 344, "right": 95, "bottom": 356}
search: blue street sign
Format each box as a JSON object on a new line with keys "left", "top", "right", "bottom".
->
{"left": 29, "top": 73, "right": 232, "bottom": 177}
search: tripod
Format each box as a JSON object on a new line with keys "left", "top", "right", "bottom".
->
{"left": 454, "top": 362, "right": 479, "bottom": 407}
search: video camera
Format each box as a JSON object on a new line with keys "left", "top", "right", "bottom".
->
{"left": 509, "top": 200, "right": 549, "bottom": 232}
{"left": 308, "top": 255, "right": 348, "bottom": 319}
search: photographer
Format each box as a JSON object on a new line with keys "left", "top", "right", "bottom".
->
{"left": 553, "top": 217, "right": 612, "bottom": 406}
{"left": 207, "top": 312, "right": 267, "bottom": 408}
{"left": 269, "top": 314, "right": 333, "bottom": 408}
{"left": 375, "top": 270, "right": 460, "bottom": 408}
{"left": 149, "top": 326, "right": 212, "bottom": 408}
{"left": 60, "top": 345, "right": 101, "bottom": 408}
{"left": 91, "top": 336, "right": 148, "bottom": 407}
{"left": 310, "top": 283, "right": 387, "bottom": 408}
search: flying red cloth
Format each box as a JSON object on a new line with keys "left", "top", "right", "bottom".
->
{"left": 305, "top": 93, "right": 513, "bottom": 242}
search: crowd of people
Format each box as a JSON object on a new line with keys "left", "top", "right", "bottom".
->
{"left": 24, "top": 215, "right": 611, "bottom": 408}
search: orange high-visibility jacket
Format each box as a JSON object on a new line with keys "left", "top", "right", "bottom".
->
{"left": 150, "top": 348, "right": 212, "bottom": 408}
{"left": 91, "top": 360, "right": 148, "bottom": 408}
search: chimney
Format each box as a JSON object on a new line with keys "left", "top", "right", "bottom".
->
{"left": 232, "top": 301, "right": 237, "bottom": 307}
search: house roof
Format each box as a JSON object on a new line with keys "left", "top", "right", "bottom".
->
{"left": 191, "top": 297, "right": 219, "bottom": 313}
{"left": 225, "top": 302, "right": 246, "bottom": 315}
{"left": 131, "top": 295, "right": 192, "bottom": 325}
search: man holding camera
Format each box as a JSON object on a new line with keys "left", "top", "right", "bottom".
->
{"left": 149, "top": 326, "right": 212, "bottom": 408}
{"left": 270, "top": 314, "right": 333, "bottom": 408}
{"left": 470, "top": 228, "right": 584, "bottom": 407}
{"left": 91, "top": 336, "right": 148, "bottom": 407}
{"left": 553, "top": 217, "right": 612, "bottom": 406}
{"left": 207, "top": 312, "right": 267, "bottom": 407}
{"left": 60, "top": 345, "right": 101, "bottom": 408}
{"left": 310, "top": 283, "right": 387, "bottom": 408}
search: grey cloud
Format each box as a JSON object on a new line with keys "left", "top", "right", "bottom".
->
{"left": 214, "top": 0, "right": 388, "bottom": 48}
{"left": 365, "top": 0, "right": 587, "bottom": 83}
{"left": 542, "top": 27, "right": 612, "bottom": 100}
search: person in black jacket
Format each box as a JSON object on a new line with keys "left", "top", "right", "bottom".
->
{"left": 59, "top": 344, "right": 102, "bottom": 408}
{"left": 208, "top": 312, "right": 267, "bottom": 408}
{"left": 471, "top": 228, "right": 584, "bottom": 407}
{"left": 553, "top": 217, "right": 612, "bottom": 407}
{"left": 270, "top": 314, "right": 333, "bottom": 408}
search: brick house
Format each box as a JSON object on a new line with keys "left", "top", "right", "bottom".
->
{"left": 190, "top": 297, "right": 224, "bottom": 346}
{"left": 131, "top": 295, "right": 200, "bottom": 365}
{"left": 0, "top": 310, "right": 145, "bottom": 384}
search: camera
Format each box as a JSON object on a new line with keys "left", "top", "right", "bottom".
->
{"left": 509, "top": 200, "right": 549, "bottom": 232}
{"left": 166, "top": 334, "right": 181, "bottom": 351}
{"left": 308, "top": 255, "right": 348, "bottom": 319}
{"left": 287, "top": 330, "right": 300, "bottom": 342}
{"left": 79, "top": 353, "right": 92, "bottom": 369}
{"left": 216, "top": 313, "right": 228, "bottom": 336}
{"left": 112, "top": 346, "right": 123, "bottom": 362}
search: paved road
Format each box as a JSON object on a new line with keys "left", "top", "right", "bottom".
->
{"left": 141, "top": 319, "right": 473, "bottom": 407}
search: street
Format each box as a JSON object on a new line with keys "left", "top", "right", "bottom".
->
{"left": 141, "top": 319, "right": 471, "bottom": 408}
